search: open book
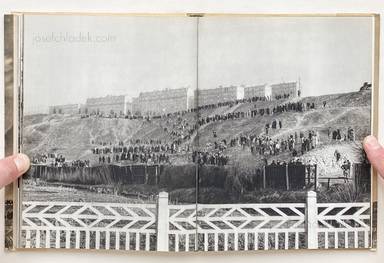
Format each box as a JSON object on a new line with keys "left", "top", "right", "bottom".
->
{"left": 4, "top": 13, "right": 379, "bottom": 252}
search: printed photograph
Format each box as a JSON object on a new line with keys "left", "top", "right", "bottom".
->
{"left": 18, "top": 14, "right": 374, "bottom": 252}
{"left": 194, "top": 16, "right": 373, "bottom": 251}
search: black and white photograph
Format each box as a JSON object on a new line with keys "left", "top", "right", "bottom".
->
{"left": 16, "top": 14, "right": 376, "bottom": 252}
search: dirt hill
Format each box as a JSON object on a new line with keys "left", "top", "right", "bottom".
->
{"left": 23, "top": 90, "right": 371, "bottom": 174}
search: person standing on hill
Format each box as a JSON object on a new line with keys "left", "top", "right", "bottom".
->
{"left": 334, "top": 150, "right": 341, "bottom": 163}
{"left": 265, "top": 123, "right": 269, "bottom": 135}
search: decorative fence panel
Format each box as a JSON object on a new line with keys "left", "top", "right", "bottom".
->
{"left": 316, "top": 202, "right": 371, "bottom": 249}
{"left": 21, "top": 202, "right": 157, "bottom": 251}
{"left": 21, "top": 191, "right": 371, "bottom": 251}
{"left": 195, "top": 203, "right": 306, "bottom": 251}
{"left": 168, "top": 203, "right": 197, "bottom": 252}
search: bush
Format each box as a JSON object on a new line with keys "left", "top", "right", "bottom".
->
{"left": 317, "top": 182, "right": 369, "bottom": 203}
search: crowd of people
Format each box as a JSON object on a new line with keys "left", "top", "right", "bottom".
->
{"left": 265, "top": 120, "right": 283, "bottom": 135}
{"left": 192, "top": 151, "right": 229, "bottom": 166}
{"left": 329, "top": 127, "right": 356, "bottom": 141}
{"left": 96, "top": 152, "right": 170, "bottom": 165}
{"left": 69, "top": 159, "right": 90, "bottom": 168}
{"left": 81, "top": 94, "right": 278, "bottom": 120}
{"left": 274, "top": 93, "right": 292, "bottom": 100}
{"left": 197, "top": 100, "right": 312, "bottom": 128}
{"left": 193, "top": 94, "right": 270, "bottom": 114}
{"left": 31, "top": 154, "right": 50, "bottom": 164}
{"left": 31, "top": 153, "right": 90, "bottom": 168}
{"left": 91, "top": 140, "right": 180, "bottom": 155}
{"left": 79, "top": 93, "right": 307, "bottom": 168}
{"left": 163, "top": 116, "right": 198, "bottom": 147}
{"left": 41, "top": 89, "right": 364, "bottom": 171}
{"left": 81, "top": 92, "right": 297, "bottom": 125}
{"left": 228, "top": 130, "right": 320, "bottom": 157}
{"left": 91, "top": 139, "right": 176, "bottom": 165}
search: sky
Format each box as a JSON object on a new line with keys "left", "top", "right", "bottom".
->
{"left": 198, "top": 16, "right": 373, "bottom": 96}
{"left": 23, "top": 15, "right": 374, "bottom": 114}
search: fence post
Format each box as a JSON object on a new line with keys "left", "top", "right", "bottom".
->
{"left": 263, "top": 166, "right": 266, "bottom": 189}
{"left": 156, "top": 192, "right": 169, "bottom": 251}
{"left": 155, "top": 165, "right": 159, "bottom": 185}
{"left": 314, "top": 165, "right": 318, "bottom": 191}
{"left": 144, "top": 165, "right": 148, "bottom": 184}
{"left": 306, "top": 191, "right": 318, "bottom": 249}
{"left": 285, "top": 164, "right": 290, "bottom": 190}
{"left": 351, "top": 163, "right": 356, "bottom": 192}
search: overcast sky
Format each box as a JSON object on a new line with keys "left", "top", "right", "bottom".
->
{"left": 23, "top": 15, "right": 373, "bottom": 114}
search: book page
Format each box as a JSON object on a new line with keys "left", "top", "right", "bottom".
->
{"left": 196, "top": 15, "right": 375, "bottom": 251}
{"left": 19, "top": 14, "right": 198, "bottom": 251}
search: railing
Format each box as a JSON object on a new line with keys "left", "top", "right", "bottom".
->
{"left": 21, "top": 191, "right": 371, "bottom": 251}
{"left": 195, "top": 203, "right": 306, "bottom": 251}
{"left": 316, "top": 202, "right": 371, "bottom": 249}
{"left": 21, "top": 202, "right": 157, "bottom": 250}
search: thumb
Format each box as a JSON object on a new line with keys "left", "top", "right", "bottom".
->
{"left": 363, "top": 135, "right": 384, "bottom": 179}
{"left": 0, "top": 153, "right": 30, "bottom": 188}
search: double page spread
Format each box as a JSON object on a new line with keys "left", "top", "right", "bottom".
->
{"left": 4, "top": 13, "right": 379, "bottom": 252}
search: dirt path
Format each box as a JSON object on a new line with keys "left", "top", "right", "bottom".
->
{"left": 270, "top": 107, "right": 356, "bottom": 139}
{"left": 188, "top": 103, "right": 244, "bottom": 146}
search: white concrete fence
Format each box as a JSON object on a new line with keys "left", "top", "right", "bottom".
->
{"left": 21, "top": 191, "right": 371, "bottom": 251}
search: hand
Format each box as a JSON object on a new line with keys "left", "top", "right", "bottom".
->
{"left": 363, "top": 135, "right": 384, "bottom": 178}
{"left": 0, "top": 153, "right": 30, "bottom": 188}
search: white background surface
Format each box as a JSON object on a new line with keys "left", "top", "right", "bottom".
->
{"left": 0, "top": 0, "right": 383, "bottom": 262}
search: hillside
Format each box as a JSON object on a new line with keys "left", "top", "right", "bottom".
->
{"left": 23, "top": 90, "right": 371, "bottom": 175}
